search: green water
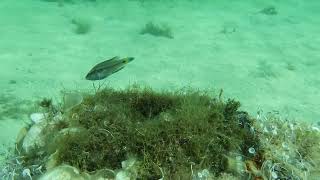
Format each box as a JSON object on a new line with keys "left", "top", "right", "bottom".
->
{"left": 0, "top": 0, "right": 319, "bottom": 176}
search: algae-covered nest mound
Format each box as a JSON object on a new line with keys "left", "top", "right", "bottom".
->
{"left": 58, "top": 86, "right": 259, "bottom": 179}
{"left": 1, "top": 85, "right": 320, "bottom": 179}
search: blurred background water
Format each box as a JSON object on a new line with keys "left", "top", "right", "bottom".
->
{"left": 0, "top": 0, "right": 319, "bottom": 156}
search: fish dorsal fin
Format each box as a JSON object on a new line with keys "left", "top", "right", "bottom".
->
{"left": 96, "top": 56, "right": 120, "bottom": 68}
{"left": 107, "top": 56, "right": 120, "bottom": 62}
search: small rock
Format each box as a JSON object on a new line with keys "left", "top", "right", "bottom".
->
{"left": 9, "top": 80, "right": 17, "bottom": 84}
{"left": 90, "top": 168, "right": 115, "bottom": 179}
{"left": 39, "top": 165, "right": 88, "bottom": 180}
{"left": 22, "top": 121, "right": 47, "bottom": 154}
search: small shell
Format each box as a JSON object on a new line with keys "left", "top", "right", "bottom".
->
{"left": 248, "top": 147, "right": 256, "bottom": 154}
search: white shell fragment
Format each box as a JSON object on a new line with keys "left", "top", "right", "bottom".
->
{"left": 30, "top": 113, "right": 47, "bottom": 124}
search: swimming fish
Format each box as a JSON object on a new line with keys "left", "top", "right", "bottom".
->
{"left": 85, "top": 56, "right": 134, "bottom": 80}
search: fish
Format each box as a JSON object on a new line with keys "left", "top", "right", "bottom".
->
{"left": 85, "top": 56, "right": 134, "bottom": 80}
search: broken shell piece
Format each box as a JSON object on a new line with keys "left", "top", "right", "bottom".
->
{"left": 46, "top": 150, "right": 60, "bottom": 170}
{"left": 16, "top": 127, "right": 28, "bottom": 148}
{"left": 30, "top": 113, "right": 47, "bottom": 124}
{"left": 91, "top": 168, "right": 115, "bottom": 179}
{"left": 62, "top": 92, "right": 83, "bottom": 112}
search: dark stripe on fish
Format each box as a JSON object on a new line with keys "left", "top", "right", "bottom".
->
{"left": 85, "top": 56, "right": 134, "bottom": 80}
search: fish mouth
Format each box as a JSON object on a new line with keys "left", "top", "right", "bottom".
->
{"left": 122, "top": 57, "right": 134, "bottom": 64}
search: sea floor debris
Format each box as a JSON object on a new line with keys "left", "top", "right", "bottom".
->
{"left": 1, "top": 85, "right": 319, "bottom": 179}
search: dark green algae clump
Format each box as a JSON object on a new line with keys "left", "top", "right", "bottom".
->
{"left": 52, "top": 86, "right": 259, "bottom": 179}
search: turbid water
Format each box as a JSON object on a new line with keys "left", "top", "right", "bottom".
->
{"left": 0, "top": 0, "right": 319, "bottom": 178}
